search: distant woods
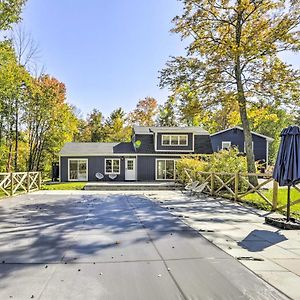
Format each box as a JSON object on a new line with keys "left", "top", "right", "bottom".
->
{"left": 1, "top": 0, "right": 300, "bottom": 176}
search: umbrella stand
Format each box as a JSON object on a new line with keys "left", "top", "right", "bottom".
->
{"left": 287, "top": 185, "right": 291, "bottom": 222}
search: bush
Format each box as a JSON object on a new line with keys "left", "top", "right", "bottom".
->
{"left": 208, "top": 148, "right": 247, "bottom": 173}
{"left": 176, "top": 148, "right": 248, "bottom": 192}
{"left": 176, "top": 155, "right": 208, "bottom": 184}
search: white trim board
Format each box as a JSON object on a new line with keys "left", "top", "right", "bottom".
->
{"left": 60, "top": 153, "right": 206, "bottom": 157}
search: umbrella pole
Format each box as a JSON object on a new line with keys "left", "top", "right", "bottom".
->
{"left": 287, "top": 185, "right": 291, "bottom": 222}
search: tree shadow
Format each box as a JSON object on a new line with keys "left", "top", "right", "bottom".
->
{"left": 0, "top": 192, "right": 202, "bottom": 286}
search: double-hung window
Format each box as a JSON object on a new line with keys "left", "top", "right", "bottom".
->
{"left": 105, "top": 159, "right": 120, "bottom": 174}
{"left": 162, "top": 135, "right": 188, "bottom": 146}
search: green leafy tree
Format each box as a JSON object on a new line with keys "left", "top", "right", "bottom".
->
{"left": 0, "top": 0, "right": 26, "bottom": 31}
{"left": 157, "top": 96, "right": 178, "bottom": 126}
{"left": 160, "top": 0, "right": 300, "bottom": 184}
{"left": 104, "top": 108, "right": 131, "bottom": 142}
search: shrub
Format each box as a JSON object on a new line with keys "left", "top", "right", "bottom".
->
{"left": 176, "top": 148, "right": 248, "bottom": 192}
{"left": 176, "top": 155, "right": 208, "bottom": 184}
{"left": 207, "top": 148, "right": 248, "bottom": 192}
{"left": 208, "top": 148, "right": 247, "bottom": 173}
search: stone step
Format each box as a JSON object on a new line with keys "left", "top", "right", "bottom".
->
{"left": 84, "top": 182, "right": 182, "bottom": 191}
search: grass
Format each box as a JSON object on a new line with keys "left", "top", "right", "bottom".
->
{"left": 41, "top": 182, "right": 86, "bottom": 190}
{"left": 243, "top": 187, "right": 300, "bottom": 218}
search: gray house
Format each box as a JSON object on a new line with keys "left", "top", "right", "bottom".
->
{"left": 59, "top": 126, "right": 213, "bottom": 182}
{"left": 210, "top": 126, "right": 274, "bottom": 166}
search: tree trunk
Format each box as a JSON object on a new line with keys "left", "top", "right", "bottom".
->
{"left": 14, "top": 98, "right": 19, "bottom": 171}
{"left": 235, "top": 3, "right": 258, "bottom": 186}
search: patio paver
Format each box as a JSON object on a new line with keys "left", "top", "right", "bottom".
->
{"left": 0, "top": 191, "right": 288, "bottom": 299}
{"left": 146, "top": 190, "right": 300, "bottom": 300}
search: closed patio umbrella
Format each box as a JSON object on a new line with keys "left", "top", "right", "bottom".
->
{"left": 273, "top": 125, "right": 300, "bottom": 221}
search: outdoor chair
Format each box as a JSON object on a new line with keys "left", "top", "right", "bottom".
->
{"left": 108, "top": 174, "right": 117, "bottom": 180}
{"left": 192, "top": 182, "right": 208, "bottom": 196}
{"left": 95, "top": 172, "right": 104, "bottom": 180}
{"left": 184, "top": 181, "right": 199, "bottom": 194}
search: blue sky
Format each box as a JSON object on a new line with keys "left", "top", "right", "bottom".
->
{"left": 20, "top": 1, "right": 299, "bottom": 117}
{"left": 21, "top": 0, "right": 185, "bottom": 117}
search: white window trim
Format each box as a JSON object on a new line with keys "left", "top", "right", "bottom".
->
{"left": 161, "top": 134, "right": 188, "bottom": 146}
{"left": 105, "top": 158, "right": 121, "bottom": 175}
{"left": 155, "top": 159, "right": 177, "bottom": 181}
{"left": 221, "top": 141, "right": 232, "bottom": 150}
{"left": 68, "top": 158, "right": 88, "bottom": 182}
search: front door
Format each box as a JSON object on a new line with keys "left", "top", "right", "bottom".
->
{"left": 125, "top": 158, "right": 136, "bottom": 181}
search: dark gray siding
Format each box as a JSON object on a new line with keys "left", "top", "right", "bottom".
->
{"left": 194, "top": 135, "right": 213, "bottom": 154}
{"left": 137, "top": 156, "right": 182, "bottom": 181}
{"left": 211, "top": 128, "right": 267, "bottom": 161}
{"left": 60, "top": 156, "right": 129, "bottom": 182}
{"left": 134, "top": 133, "right": 213, "bottom": 155}
{"left": 134, "top": 134, "right": 154, "bottom": 153}
{"left": 156, "top": 132, "right": 193, "bottom": 151}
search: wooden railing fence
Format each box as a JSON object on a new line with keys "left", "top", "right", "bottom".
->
{"left": 0, "top": 172, "right": 41, "bottom": 197}
{"left": 183, "top": 169, "right": 300, "bottom": 212}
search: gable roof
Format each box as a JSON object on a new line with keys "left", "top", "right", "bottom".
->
{"left": 133, "top": 125, "right": 209, "bottom": 135}
{"left": 211, "top": 126, "right": 274, "bottom": 142}
{"left": 60, "top": 142, "right": 135, "bottom": 156}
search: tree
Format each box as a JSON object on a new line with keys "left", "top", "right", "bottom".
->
{"left": 25, "top": 75, "right": 77, "bottom": 171}
{"left": 0, "top": 41, "right": 30, "bottom": 171}
{"left": 0, "top": 0, "right": 26, "bottom": 31}
{"left": 160, "top": 0, "right": 300, "bottom": 184}
{"left": 104, "top": 108, "right": 131, "bottom": 142}
{"left": 128, "top": 97, "right": 158, "bottom": 126}
{"left": 157, "top": 96, "right": 178, "bottom": 126}
{"left": 86, "top": 109, "right": 104, "bottom": 142}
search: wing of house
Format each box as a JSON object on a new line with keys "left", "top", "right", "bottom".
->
{"left": 59, "top": 126, "right": 213, "bottom": 182}
{"left": 210, "top": 126, "right": 274, "bottom": 166}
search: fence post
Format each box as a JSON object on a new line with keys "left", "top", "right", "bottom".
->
{"left": 234, "top": 172, "right": 239, "bottom": 201}
{"left": 38, "top": 172, "right": 42, "bottom": 190}
{"left": 211, "top": 172, "right": 215, "bottom": 196}
{"left": 272, "top": 180, "right": 278, "bottom": 211}
{"left": 10, "top": 173, "right": 14, "bottom": 196}
{"left": 27, "top": 172, "right": 30, "bottom": 192}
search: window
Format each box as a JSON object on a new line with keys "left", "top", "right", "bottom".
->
{"left": 156, "top": 159, "right": 176, "bottom": 180}
{"left": 222, "top": 141, "right": 231, "bottom": 150}
{"left": 179, "top": 135, "right": 187, "bottom": 145}
{"left": 127, "top": 160, "right": 134, "bottom": 170}
{"left": 162, "top": 135, "right": 170, "bottom": 145}
{"left": 105, "top": 159, "right": 120, "bottom": 174}
{"left": 161, "top": 135, "right": 188, "bottom": 146}
{"left": 68, "top": 159, "right": 88, "bottom": 181}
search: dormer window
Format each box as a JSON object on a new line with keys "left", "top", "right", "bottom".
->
{"left": 162, "top": 134, "right": 188, "bottom": 146}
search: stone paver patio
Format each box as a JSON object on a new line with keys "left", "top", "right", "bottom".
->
{"left": 0, "top": 190, "right": 293, "bottom": 299}
{"left": 146, "top": 190, "right": 300, "bottom": 300}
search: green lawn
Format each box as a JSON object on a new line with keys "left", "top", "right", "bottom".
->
{"left": 41, "top": 182, "right": 86, "bottom": 190}
{"left": 243, "top": 187, "right": 300, "bottom": 217}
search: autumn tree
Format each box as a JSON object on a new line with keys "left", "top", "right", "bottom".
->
{"left": 160, "top": 0, "right": 300, "bottom": 184}
{"left": 128, "top": 97, "right": 158, "bottom": 126}
{"left": 25, "top": 75, "right": 77, "bottom": 171}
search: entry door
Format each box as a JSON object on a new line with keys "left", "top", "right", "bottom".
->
{"left": 125, "top": 158, "right": 136, "bottom": 181}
